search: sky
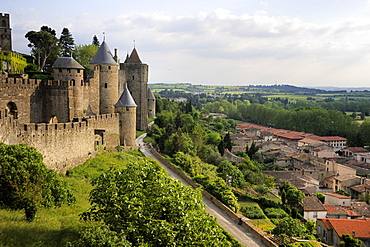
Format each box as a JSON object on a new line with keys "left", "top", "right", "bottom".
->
{"left": 3, "top": 0, "right": 370, "bottom": 87}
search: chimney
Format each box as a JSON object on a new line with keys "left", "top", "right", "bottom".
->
{"left": 352, "top": 230, "right": 356, "bottom": 237}
{"left": 114, "top": 48, "right": 118, "bottom": 62}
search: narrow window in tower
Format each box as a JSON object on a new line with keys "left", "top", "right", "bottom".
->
{"left": 59, "top": 68, "right": 62, "bottom": 73}
{"left": 67, "top": 69, "right": 71, "bottom": 73}
{"left": 77, "top": 69, "right": 80, "bottom": 73}
{"left": 132, "top": 75, "right": 134, "bottom": 80}
{"left": 81, "top": 80, "right": 83, "bottom": 86}
{"left": 1, "top": 20, "right": 6, "bottom": 27}
{"left": 105, "top": 83, "right": 108, "bottom": 88}
{"left": 108, "top": 66, "right": 111, "bottom": 70}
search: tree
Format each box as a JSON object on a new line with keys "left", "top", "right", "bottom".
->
{"left": 92, "top": 35, "right": 100, "bottom": 47}
{"left": 80, "top": 160, "right": 239, "bottom": 246}
{"left": 73, "top": 44, "right": 99, "bottom": 77}
{"left": 216, "top": 160, "right": 244, "bottom": 189}
{"left": 224, "top": 132, "right": 232, "bottom": 152}
{"left": 0, "top": 143, "right": 75, "bottom": 221}
{"left": 58, "top": 27, "right": 74, "bottom": 57}
{"left": 272, "top": 217, "right": 306, "bottom": 237}
{"left": 286, "top": 188, "right": 305, "bottom": 208}
{"left": 25, "top": 26, "right": 59, "bottom": 71}
{"left": 340, "top": 234, "right": 363, "bottom": 247}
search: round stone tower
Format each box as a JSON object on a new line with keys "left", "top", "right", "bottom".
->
{"left": 115, "top": 85, "right": 137, "bottom": 147}
{"left": 147, "top": 87, "right": 156, "bottom": 118}
{"left": 121, "top": 48, "right": 148, "bottom": 131}
{"left": 0, "top": 13, "right": 12, "bottom": 51}
{"left": 90, "top": 40, "right": 118, "bottom": 115}
{"left": 52, "top": 57, "right": 85, "bottom": 118}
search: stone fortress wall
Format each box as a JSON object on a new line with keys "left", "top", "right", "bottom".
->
{"left": 0, "top": 107, "right": 120, "bottom": 172}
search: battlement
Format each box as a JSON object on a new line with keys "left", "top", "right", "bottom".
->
{"left": 0, "top": 13, "right": 10, "bottom": 18}
{"left": 0, "top": 77, "right": 44, "bottom": 89}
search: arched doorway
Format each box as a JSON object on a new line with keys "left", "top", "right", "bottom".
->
{"left": 6, "top": 102, "right": 18, "bottom": 119}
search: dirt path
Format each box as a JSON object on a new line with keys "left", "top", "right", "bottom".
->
{"left": 137, "top": 134, "right": 267, "bottom": 246}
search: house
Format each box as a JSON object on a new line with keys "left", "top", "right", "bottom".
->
{"left": 350, "top": 183, "right": 370, "bottom": 200}
{"left": 325, "top": 193, "right": 351, "bottom": 206}
{"left": 339, "top": 147, "right": 368, "bottom": 159}
{"left": 324, "top": 205, "right": 358, "bottom": 219}
{"left": 333, "top": 174, "right": 362, "bottom": 193}
{"left": 351, "top": 202, "right": 370, "bottom": 219}
{"left": 316, "top": 218, "right": 370, "bottom": 246}
{"left": 309, "top": 136, "right": 347, "bottom": 151}
{"left": 301, "top": 196, "right": 327, "bottom": 221}
{"left": 324, "top": 160, "right": 356, "bottom": 177}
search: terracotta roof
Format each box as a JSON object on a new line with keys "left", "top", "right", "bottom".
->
{"left": 350, "top": 184, "right": 370, "bottom": 193}
{"left": 335, "top": 174, "right": 359, "bottom": 182}
{"left": 324, "top": 205, "right": 357, "bottom": 216}
{"left": 303, "top": 196, "right": 327, "bottom": 211}
{"left": 325, "top": 193, "right": 351, "bottom": 199}
{"left": 310, "top": 136, "right": 347, "bottom": 141}
{"left": 318, "top": 218, "right": 370, "bottom": 238}
{"left": 345, "top": 147, "right": 368, "bottom": 153}
{"left": 351, "top": 202, "right": 370, "bottom": 217}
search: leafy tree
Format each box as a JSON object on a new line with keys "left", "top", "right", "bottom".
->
{"left": 315, "top": 192, "right": 325, "bottom": 204}
{"left": 92, "top": 35, "right": 100, "bottom": 47}
{"left": 216, "top": 160, "right": 244, "bottom": 189}
{"left": 0, "top": 143, "right": 75, "bottom": 221}
{"left": 25, "top": 26, "right": 59, "bottom": 71}
{"left": 58, "top": 27, "right": 75, "bottom": 57}
{"left": 73, "top": 44, "right": 99, "bottom": 77}
{"left": 286, "top": 189, "right": 305, "bottom": 208}
{"left": 340, "top": 234, "right": 363, "bottom": 247}
{"left": 335, "top": 189, "right": 350, "bottom": 196}
{"left": 272, "top": 217, "right": 306, "bottom": 237}
{"left": 80, "top": 161, "right": 238, "bottom": 246}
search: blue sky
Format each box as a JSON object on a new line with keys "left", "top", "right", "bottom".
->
{"left": 3, "top": 0, "right": 370, "bottom": 87}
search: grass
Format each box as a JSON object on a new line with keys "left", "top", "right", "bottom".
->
{"left": 250, "top": 218, "right": 276, "bottom": 232}
{"left": 0, "top": 151, "right": 147, "bottom": 247}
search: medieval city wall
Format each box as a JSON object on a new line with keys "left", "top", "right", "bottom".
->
{"left": 0, "top": 111, "right": 120, "bottom": 173}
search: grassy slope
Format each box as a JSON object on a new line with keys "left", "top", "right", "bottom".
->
{"left": 0, "top": 151, "right": 146, "bottom": 247}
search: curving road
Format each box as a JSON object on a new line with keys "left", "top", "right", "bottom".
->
{"left": 136, "top": 133, "right": 267, "bottom": 247}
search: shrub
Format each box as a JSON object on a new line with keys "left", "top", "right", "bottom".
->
{"left": 240, "top": 205, "right": 266, "bottom": 219}
{"left": 264, "top": 208, "right": 289, "bottom": 219}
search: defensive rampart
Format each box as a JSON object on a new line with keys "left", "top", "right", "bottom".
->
{"left": 0, "top": 112, "right": 120, "bottom": 173}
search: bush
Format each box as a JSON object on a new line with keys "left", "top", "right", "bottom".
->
{"left": 264, "top": 208, "right": 289, "bottom": 219}
{"left": 240, "top": 205, "right": 266, "bottom": 219}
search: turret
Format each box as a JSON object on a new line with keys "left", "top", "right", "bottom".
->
{"left": 90, "top": 40, "right": 118, "bottom": 115}
{"left": 119, "top": 47, "right": 148, "bottom": 131}
{"left": 0, "top": 13, "right": 12, "bottom": 51}
{"left": 147, "top": 87, "right": 156, "bottom": 118}
{"left": 52, "top": 57, "right": 85, "bottom": 118}
{"left": 115, "top": 85, "right": 137, "bottom": 147}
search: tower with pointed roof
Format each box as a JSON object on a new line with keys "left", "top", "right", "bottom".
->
{"left": 115, "top": 85, "right": 137, "bottom": 146}
{"left": 89, "top": 40, "right": 119, "bottom": 115}
{"left": 119, "top": 47, "right": 149, "bottom": 131}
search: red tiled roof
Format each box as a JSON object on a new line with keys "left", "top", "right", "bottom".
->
{"left": 303, "top": 196, "right": 327, "bottom": 211}
{"left": 345, "top": 147, "right": 368, "bottom": 153}
{"left": 324, "top": 205, "right": 357, "bottom": 216}
{"left": 325, "top": 193, "right": 351, "bottom": 199}
{"left": 310, "top": 136, "right": 347, "bottom": 141}
{"left": 319, "top": 219, "right": 370, "bottom": 238}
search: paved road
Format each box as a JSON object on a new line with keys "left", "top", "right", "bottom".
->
{"left": 136, "top": 134, "right": 267, "bottom": 247}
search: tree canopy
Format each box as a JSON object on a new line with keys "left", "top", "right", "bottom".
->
{"left": 78, "top": 160, "right": 240, "bottom": 246}
{"left": 25, "top": 25, "right": 59, "bottom": 72}
{"left": 58, "top": 27, "right": 75, "bottom": 57}
{"left": 0, "top": 143, "right": 75, "bottom": 221}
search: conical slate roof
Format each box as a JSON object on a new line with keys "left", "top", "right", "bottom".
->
{"left": 126, "top": 48, "right": 142, "bottom": 63}
{"left": 53, "top": 57, "right": 84, "bottom": 69}
{"left": 147, "top": 87, "right": 155, "bottom": 100}
{"left": 115, "top": 85, "right": 137, "bottom": 107}
{"left": 90, "top": 40, "right": 117, "bottom": 64}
